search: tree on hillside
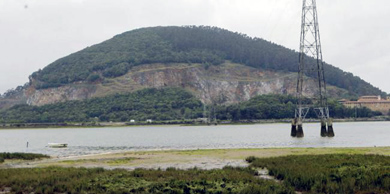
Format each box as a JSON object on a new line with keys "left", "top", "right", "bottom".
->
{"left": 29, "top": 26, "right": 384, "bottom": 96}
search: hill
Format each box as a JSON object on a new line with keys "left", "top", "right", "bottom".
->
{"left": 0, "top": 26, "right": 386, "bottom": 111}
{"left": 30, "top": 26, "right": 384, "bottom": 96}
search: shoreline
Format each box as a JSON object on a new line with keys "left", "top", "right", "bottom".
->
{"left": 0, "top": 117, "right": 389, "bottom": 130}
{"left": 2, "top": 147, "right": 389, "bottom": 170}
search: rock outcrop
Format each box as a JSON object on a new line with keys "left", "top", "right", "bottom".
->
{"left": 26, "top": 85, "right": 97, "bottom": 106}
{"left": 2, "top": 62, "right": 347, "bottom": 107}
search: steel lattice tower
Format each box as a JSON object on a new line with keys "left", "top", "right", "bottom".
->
{"left": 291, "top": 0, "right": 335, "bottom": 138}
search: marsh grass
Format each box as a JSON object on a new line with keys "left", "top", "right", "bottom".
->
{"left": 60, "top": 157, "right": 137, "bottom": 166}
{"left": 2, "top": 153, "right": 389, "bottom": 193}
{"left": 106, "top": 158, "right": 136, "bottom": 165}
{"left": 247, "top": 154, "right": 390, "bottom": 194}
{"left": 0, "top": 166, "right": 293, "bottom": 194}
{"left": 0, "top": 152, "right": 49, "bottom": 163}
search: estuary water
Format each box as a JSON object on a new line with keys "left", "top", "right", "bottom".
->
{"left": 0, "top": 122, "right": 389, "bottom": 157}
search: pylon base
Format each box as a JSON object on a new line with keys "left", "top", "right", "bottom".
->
{"left": 296, "top": 125, "right": 304, "bottom": 138}
{"left": 291, "top": 119, "right": 297, "bottom": 137}
{"left": 321, "top": 119, "right": 328, "bottom": 137}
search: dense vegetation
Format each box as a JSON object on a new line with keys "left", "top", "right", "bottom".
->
{"left": 247, "top": 154, "right": 390, "bottom": 194}
{"left": 0, "top": 88, "right": 382, "bottom": 124}
{"left": 215, "top": 94, "right": 382, "bottom": 121}
{"left": 0, "top": 167, "right": 292, "bottom": 194}
{"left": 31, "top": 26, "right": 384, "bottom": 96}
{"left": 0, "top": 88, "right": 203, "bottom": 123}
{"left": 0, "top": 153, "right": 49, "bottom": 163}
{"left": 1, "top": 154, "right": 389, "bottom": 193}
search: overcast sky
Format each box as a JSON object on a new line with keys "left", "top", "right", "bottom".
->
{"left": 0, "top": 0, "right": 389, "bottom": 94}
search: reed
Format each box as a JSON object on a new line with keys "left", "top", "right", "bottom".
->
{"left": 247, "top": 154, "right": 390, "bottom": 193}
{"left": 0, "top": 166, "right": 292, "bottom": 194}
{"left": 0, "top": 152, "right": 49, "bottom": 163}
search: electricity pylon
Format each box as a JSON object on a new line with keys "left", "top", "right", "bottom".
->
{"left": 291, "top": 0, "right": 335, "bottom": 138}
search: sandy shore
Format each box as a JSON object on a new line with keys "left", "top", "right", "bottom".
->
{"left": 2, "top": 147, "right": 389, "bottom": 170}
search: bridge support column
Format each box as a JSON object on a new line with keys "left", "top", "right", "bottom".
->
{"left": 327, "top": 118, "right": 335, "bottom": 137}
{"left": 321, "top": 119, "right": 328, "bottom": 137}
{"left": 296, "top": 118, "right": 304, "bottom": 138}
{"left": 291, "top": 118, "right": 297, "bottom": 137}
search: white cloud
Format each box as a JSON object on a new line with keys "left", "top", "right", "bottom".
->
{"left": 0, "top": 0, "right": 389, "bottom": 93}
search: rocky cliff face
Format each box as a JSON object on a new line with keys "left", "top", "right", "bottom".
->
{"left": 125, "top": 63, "right": 347, "bottom": 104}
{"left": 1, "top": 62, "right": 349, "bottom": 108}
{"left": 26, "top": 85, "right": 97, "bottom": 106}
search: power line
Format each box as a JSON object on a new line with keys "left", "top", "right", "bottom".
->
{"left": 291, "top": 0, "right": 335, "bottom": 138}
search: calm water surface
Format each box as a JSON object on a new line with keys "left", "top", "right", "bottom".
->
{"left": 0, "top": 122, "right": 389, "bottom": 157}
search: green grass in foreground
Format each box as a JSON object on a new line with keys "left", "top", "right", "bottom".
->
{"left": 0, "top": 167, "right": 292, "bottom": 194}
{"left": 247, "top": 154, "right": 390, "bottom": 194}
{"left": 0, "top": 152, "right": 49, "bottom": 163}
{"left": 1, "top": 154, "right": 389, "bottom": 193}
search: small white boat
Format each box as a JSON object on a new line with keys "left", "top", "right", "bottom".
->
{"left": 48, "top": 143, "right": 68, "bottom": 148}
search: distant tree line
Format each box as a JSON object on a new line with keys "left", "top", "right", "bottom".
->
{"left": 0, "top": 83, "right": 28, "bottom": 99}
{"left": 0, "top": 88, "right": 382, "bottom": 124}
{"left": 30, "top": 26, "right": 385, "bottom": 97}
{"left": 0, "top": 88, "right": 203, "bottom": 123}
{"left": 215, "top": 94, "right": 382, "bottom": 121}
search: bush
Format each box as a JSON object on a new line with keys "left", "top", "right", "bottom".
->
{"left": 245, "top": 156, "right": 256, "bottom": 163}
{"left": 249, "top": 154, "right": 390, "bottom": 193}
{"left": 0, "top": 167, "right": 291, "bottom": 193}
{"left": 0, "top": 153, "right": 49, "bottom": 161}
{"left": 86, "top": 74, "right": 101, "bottom": 82}
{"left": 102, "top": 63, "right": 129, "bottom": 78}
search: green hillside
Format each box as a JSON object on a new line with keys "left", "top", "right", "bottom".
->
{"left": 0, "top": 88, "right": 380, "bottom": 124}
{"left": 0, "top": 88, "right": 203, "bottom": 123}
{"left": 31, "top": 26, "right": 384, "bottom": 96}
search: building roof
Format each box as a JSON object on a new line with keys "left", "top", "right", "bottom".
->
{"left": 344, "top": 100, "right": 390, "bottom": 104}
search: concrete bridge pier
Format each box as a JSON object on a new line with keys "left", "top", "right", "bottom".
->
{"left": 291, "top": 118, "right": 297, "bottom": 137}
{"left": 296, "top": 118, "right": 304, "bottom": 138}
{"left": 327, "top": 118, "right": 335, "bottom": 137}
{"left": 320, "top": 119, "right": 328, "bottom": 137}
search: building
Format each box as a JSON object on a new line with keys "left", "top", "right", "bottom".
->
{"left": 342, "top": 96, "right": 390, "bottom": 114}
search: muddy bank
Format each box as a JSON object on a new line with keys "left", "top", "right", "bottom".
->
{"left": 1, "top": 147, "right": 389, "bottom": 170}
